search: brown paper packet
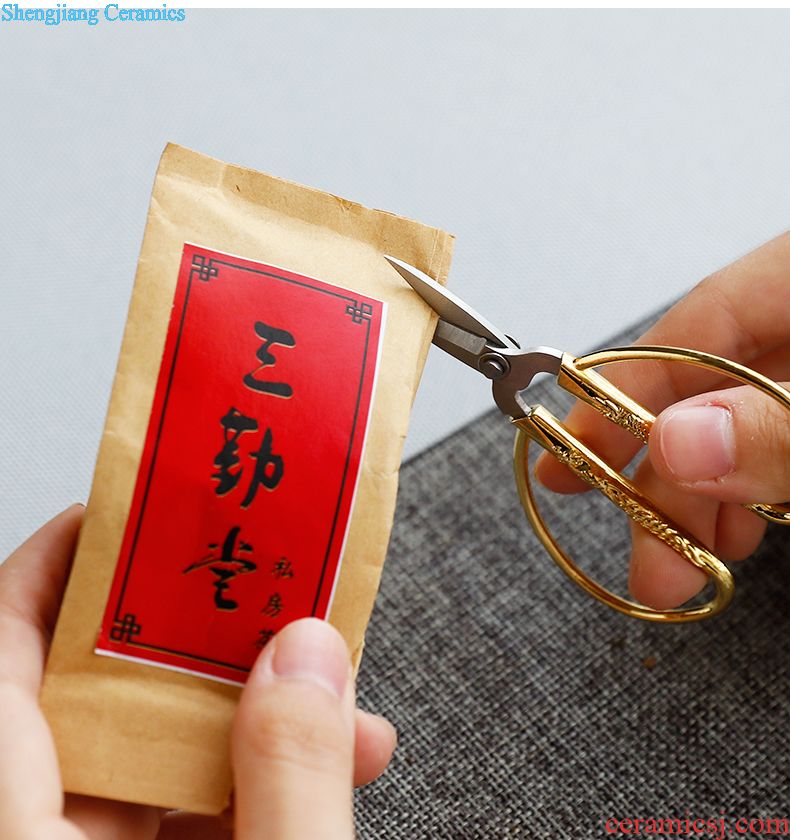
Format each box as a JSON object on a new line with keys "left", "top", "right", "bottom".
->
{"left": 40, "top": 143, "right": 453, "bottom": 815}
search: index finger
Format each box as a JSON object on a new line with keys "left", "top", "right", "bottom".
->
{"left": 536, "top": 230, "right": 790, "bottom": 493}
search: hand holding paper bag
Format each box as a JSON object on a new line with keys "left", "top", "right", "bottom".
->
{"left": 0, "top": 506, "right": 392, "bottom": 839}
{"left": 38, "top": 144, "right": 453, "bottom": 813}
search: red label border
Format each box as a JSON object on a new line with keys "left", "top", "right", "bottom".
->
{"left": 95, "top": 245, "right": 386, "bottom": 684}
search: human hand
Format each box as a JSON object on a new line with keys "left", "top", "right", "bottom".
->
{"left": 536, "top": 231, "right": 790, "bottom": 609}
{"left": 0, "top": 506, "right": 395, "bottom": 839}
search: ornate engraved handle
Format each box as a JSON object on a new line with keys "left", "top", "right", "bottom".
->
{"left": 558, "top": 347, "right": 790, "bottom": 524}
{"left": 513, "top": 345, "right": 790, "bottom": 622}
{"left": 513, "top": 406, "right": 734, "bottom": 622}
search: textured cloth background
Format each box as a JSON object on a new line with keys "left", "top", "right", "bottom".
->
{"left": 354, "top": 314, "right": 790, "bottom": 838}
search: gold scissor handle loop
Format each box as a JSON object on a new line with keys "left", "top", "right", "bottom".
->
{"left": 513, "top": 408, "right": 734, "bottom": 623}
{"left": 747, "top": 503, "right": 790, "bottom": 524}
{"left": 558, "top": 347, "right": 790, "bottom": 524}
{"left": 514, "top": 345, "right": 790, "bottom": 622}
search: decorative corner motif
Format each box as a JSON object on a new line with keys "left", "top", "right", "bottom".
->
{"left": 345, "top": 301, "right": 373, "bottom": 324}
{"left": 190, "top": 253, "right": 219, "bottom": 283}
{"left": 110, "top": 613, "right": 142, "bottom": 643}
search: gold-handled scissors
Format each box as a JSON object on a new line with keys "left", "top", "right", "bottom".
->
{"left": 385, "top": 255, "right": 790, "bottom": 623}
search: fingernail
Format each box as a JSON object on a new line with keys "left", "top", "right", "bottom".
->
{"left": 269, "top": 618, "right": 349, "bottom": 699}
{"left": 659, "top": 404, "right": 734, "bottom": 481}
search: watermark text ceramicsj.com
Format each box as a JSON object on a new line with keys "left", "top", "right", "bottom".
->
{"left": 0, "top": 3, "right": 186, "bottom": 26}
{"left": 604, "top": 816, "right": 790, "bottom": 839}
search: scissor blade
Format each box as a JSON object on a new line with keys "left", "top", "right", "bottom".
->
{"left": 384, "top": 255, "right": 513, "bottom": 349}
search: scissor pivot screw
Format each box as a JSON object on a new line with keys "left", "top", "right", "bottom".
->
{"left": 479, "top": 352, "right": 510, "bottom": 380}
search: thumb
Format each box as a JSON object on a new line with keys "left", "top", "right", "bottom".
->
{"left": 649, "top": 384, "right": 790, "bottom": 504}
{"left": 232, "top": 618, "right": 355, "bottom": 840}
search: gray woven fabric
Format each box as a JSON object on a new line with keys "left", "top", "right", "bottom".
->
{"left": 354, "top": 314, "right": 790, "bottom": 839}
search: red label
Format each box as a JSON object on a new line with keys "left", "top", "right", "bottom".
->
{"left": 96, "top": 244, "right": 385, "bottom": 684}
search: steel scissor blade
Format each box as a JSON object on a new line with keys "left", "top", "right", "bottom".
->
{"left": 384, "top": 255, "right": 514, "bottom": 350}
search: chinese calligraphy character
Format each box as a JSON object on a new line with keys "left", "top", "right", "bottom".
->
{"left": 213, "top": 415, "right": 285, "bottom": 509}
{"left": 213, "top": 408, "right": 259, "bottom": 495}
{"left": 183, "top": 526, "right": 256, "bottom": 611}
{"left": 272, "top": 557, "right": 294, "bottom": 579}
{"left": 241, "top": 428, "right": 284, "bottom": 508}
{"left": 261, "top": 592, "right": 283, "bottom": 618}
{"left": 255, "top": 629, "right": 275, "bottom": 650}
{"left": 244, "top": 320, "right": 295, "bottom": 397}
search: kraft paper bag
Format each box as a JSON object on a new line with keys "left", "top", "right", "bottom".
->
{"left": 40, "top": 143, "right": 454, "bottom": 814}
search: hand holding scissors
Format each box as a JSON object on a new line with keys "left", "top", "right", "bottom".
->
{"left": 386, "top": 237, "right": 790, "bottom": 624}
